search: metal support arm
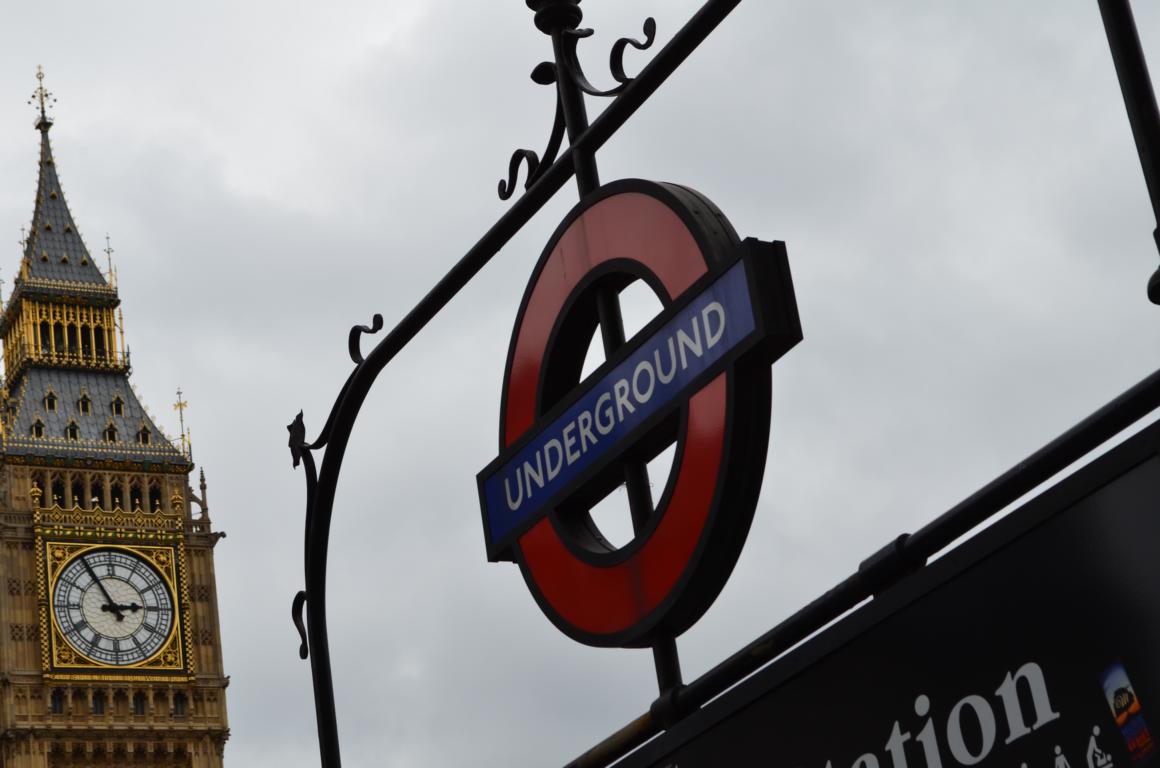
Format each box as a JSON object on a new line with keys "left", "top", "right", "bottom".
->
{"left": 288, "top": 2, "right": 747, "bottom": 766}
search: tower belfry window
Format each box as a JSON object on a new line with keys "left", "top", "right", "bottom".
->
{"left": 111, "top": 396, "right": 124, "bottom": 417}
{"left": 65, "top": 422, "right": 78, "bottom": 441}
{"left": 103, "top": 424, "right": 117, "bottom": 443}
{"left": 137, "top": 426, "right": 151, "bottom": 445}
{"left": 43, "top": 392, "right": 56, "bottom": 412}
{"left": 94, "top": 326, "right": 106, "bottom": 360}
{"left": 78, "top": 394, "right": 91, "bottom": 414}
{"left": 30, "top": 419, "right": 44, "bottom": 438}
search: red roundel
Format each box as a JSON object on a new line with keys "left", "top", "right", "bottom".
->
{"left": 496, "top": 180, "right": 796, "bottom": 648}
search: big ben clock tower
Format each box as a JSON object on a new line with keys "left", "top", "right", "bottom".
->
{"left": 0, "top": 69, "right": 230, "bottom": 766}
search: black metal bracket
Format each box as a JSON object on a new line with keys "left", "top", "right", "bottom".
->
{"left": 289, "top": 3, "right": 749, "bottom": 767}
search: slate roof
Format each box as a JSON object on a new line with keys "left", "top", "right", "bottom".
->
{"left": 4, "top": 367, "right": 187, "bottom": 465}
{"left": 22, "top": 121, "right": 108, "bottom": 286}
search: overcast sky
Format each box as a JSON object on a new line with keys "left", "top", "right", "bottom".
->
{"left": 1, "top": 2, "right": 1159, "bottom": 766}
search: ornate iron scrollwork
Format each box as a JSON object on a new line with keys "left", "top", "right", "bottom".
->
{"left": 559, "top": 17, "right": 657, "bottom": 98}
{"left": 498, "top": 17, "right": 657, "bottom": 200}
{"left": 348, "top": 314, "right": 384, "bottom": 364}
{"left": 287, "top": 312, "right": 385, "bottom": 664}
{"left": 499, "top": 63, "right": 565, "bottom": 200}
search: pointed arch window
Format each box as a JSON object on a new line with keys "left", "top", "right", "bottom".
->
{"left": 64, "top": 421, "right": 79, "bottom": 441}
{"left": 30, "top": 419, "right": 44, "bottom": 438}
{"left": 103, "top": 424, "right": 118, "bottom": 443}
{"left": 111, "top": 396, "right": 124, "bottom": 417}
{"left": 78, "top": 394, "right": 91, "bottom": 414}
{"left": 137, "top": 426, "right": 151, "bottom": 445}
{"left": 43, "top": 392, "right": 56, "bottom": 412}
{"left": 94, "top": 326, "right": 106, "bottom": 360}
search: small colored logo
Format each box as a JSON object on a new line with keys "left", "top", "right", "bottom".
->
{"left": 1102, "top": 663, "right": 1155, "bottom": 763}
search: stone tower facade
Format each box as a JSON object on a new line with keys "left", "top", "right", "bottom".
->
{"left": 0, "top": 71, "right": 229, "bottom": 766}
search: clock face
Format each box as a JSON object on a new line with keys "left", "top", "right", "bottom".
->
{"left": 51, "top": 548, "right": 175, "bottom": 666}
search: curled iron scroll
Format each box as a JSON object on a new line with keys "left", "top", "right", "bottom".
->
{"left": 349, "top": 314, "right": 384, "bottom": 364}
{"left": 498, "top": 17, "right": 658, "bottom": 201}
{"left": 292, "top": 590, "right": 309, "bottom": 659}
{"left": 499, "top": 63, "right": 565, "bottom": 200}
{"left": 559, "top": 17, "right": 657, "bottom": 98}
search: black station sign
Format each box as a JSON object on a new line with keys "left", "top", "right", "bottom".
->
{"left": 620, "top": 419, "right": 1160, "bottom": 768}
{"left": 477, "top": 180, "right": 801, "bottom": 647}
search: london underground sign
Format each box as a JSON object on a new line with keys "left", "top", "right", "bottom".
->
{"left": 477, "top": 180, "right": 801, "bottom": 647}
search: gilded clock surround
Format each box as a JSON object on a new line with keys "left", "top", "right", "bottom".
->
{"left": 0, "top": 72, "right": 229, "bottom": 767}
{"left": 40, "top": 541, "right": 191, "bottom": 678}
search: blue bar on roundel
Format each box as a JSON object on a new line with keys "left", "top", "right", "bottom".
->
{"left": 482, "top": 260, "right": 756, "bottom": 550}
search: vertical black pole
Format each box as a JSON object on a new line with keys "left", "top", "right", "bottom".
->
{"left": 1096, "top": 0, "right": 1160, "bottom": 303}
{"left": 528, "top": 0, "right": 683, "bottom": 695}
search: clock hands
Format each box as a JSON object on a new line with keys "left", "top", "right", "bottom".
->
{"left": 103, "top": 601, "right": 142, "bottom": 614}
{"left": 79, "top": 555, "right": 127, "bottom": 621}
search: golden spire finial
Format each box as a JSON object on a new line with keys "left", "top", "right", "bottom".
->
{"left": 104, "top": 234, "right": 115, "bottom": 285}
{"left": 174, "top": 388, "right": 190, "bottom": 458}
{"left": 28, "top": 65, "right": 55, "bottom": 127}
